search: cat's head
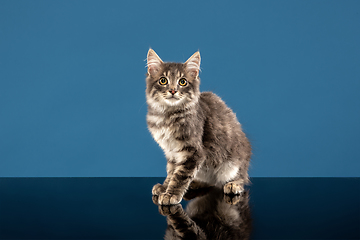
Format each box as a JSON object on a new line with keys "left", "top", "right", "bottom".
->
{"left": 146, "top": 49, "right": 201, "bottom": 110}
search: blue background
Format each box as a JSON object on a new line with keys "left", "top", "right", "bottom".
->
{"left": 1, "top": 1, "right": 359, "bottom": 177}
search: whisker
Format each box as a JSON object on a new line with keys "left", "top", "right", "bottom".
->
{"left": 138, "top": 101, "right": 147, "bottom": 113}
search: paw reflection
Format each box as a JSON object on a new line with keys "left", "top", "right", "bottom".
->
{"left": 224, "top": 193, "right": 243, "bottom": 205}
{"left": 158, "top": 204, "right": 182, "bottom": 216}
{"left": 154, "top": 187, "right": 251, "bottom": 240}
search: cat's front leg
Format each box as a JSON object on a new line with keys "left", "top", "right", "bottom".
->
{"left": 158, "top": 151, "right": 204, "bottom": 205}
{"left": 152, "top": 162, "right": 175, "bottom": 195}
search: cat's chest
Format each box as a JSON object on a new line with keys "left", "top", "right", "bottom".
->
{"left": 147, "top": 115, "right": 183, "bottom": 148}
{"left": 147, "top": 114, "right": 191, "bottom": 161}
{"left": 151, "top": 125, "right": 176, "bottom": 148}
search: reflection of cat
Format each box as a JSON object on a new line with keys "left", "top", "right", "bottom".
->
{"left": 153, "top": 187, "right": 252, "bottom": 240}
{"left": 146, "top": 49, "right": 251, "bottom": 205}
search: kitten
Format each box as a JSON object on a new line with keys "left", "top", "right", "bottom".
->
{"left": 146, "top": 49, "right": 251, "bottom": 205}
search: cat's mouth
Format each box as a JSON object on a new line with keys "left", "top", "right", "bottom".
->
{"left": 165, "top": 95, "right": 180, "bottom": 100}
{"left": 163, "top": 95, "right": 183, "bottom": 106}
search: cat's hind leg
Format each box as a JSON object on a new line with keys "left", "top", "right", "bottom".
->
{"left": 224, "top": 179, "right": 245, "bottom": 195}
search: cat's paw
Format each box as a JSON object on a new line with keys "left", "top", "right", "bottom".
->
{"left": 224, "top": 182, "right": 244, "bottom": 195}
{"left": 158, "top": 192, "right": 182, "bottom": 205}
{"left": 152, "top": 183, "right": 166, "bottom": 195}
{"left": 152, "top": 195, "right": 159, "bottom": 205}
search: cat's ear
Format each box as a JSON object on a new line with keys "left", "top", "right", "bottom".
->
{"left": 185, "top": 51, "right": 201, "bottom": 77}
{"left": 147, "top": 49, "right": 163, "bottom": 76}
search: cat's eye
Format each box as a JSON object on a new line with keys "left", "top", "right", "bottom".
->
{"left": 159, "top": 77, "right": 168, "bottom": 85}
{"left": 178, "top": 78, "right": 187, "bottom": 86}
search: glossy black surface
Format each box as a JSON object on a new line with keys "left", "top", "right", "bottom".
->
{"left": 0, "top": 177, "right": 359, "bottom": 239}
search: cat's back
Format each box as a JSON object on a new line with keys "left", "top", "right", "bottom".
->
{"left": 199, "top": 91, "right": 239, "bottom": 126}
{"left": 199, "top": 91, "right": 224, "bottom": 106}
{"left": 198, "top": 91, "right": 250, "bottom": 164}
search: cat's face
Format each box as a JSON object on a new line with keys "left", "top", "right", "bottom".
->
{"left": 146, "top": 49, "right": 201, "bottom": 109}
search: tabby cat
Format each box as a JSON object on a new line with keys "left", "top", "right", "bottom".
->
{"left": 146, "top": 49, "right": 251, "bottom": 205}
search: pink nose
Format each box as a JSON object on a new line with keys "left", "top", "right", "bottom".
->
{"left": 170, "top": 90, "right": 177, "bottom": 95}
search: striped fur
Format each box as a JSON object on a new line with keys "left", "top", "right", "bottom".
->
{"left": 146, "top": 49, "right": 251, "bottom": 205}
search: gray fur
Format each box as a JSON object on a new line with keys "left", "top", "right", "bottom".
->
{"left": 146, "top": 49, "right": 251, "bottom": 205}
